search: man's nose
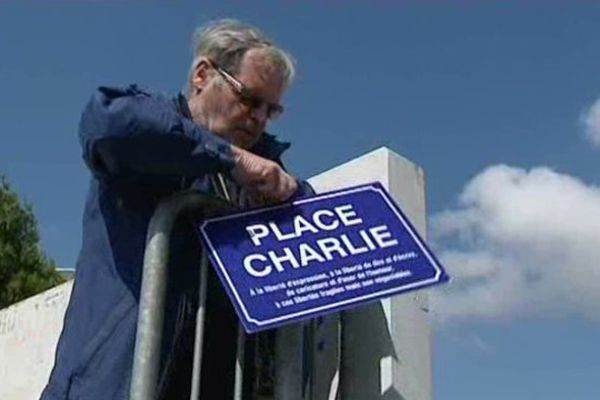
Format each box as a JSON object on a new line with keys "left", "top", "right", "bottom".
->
{"left": 249, "top": 102, "right": 269, "bottom": 125}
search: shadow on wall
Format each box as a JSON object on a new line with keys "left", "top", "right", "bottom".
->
{"left": 314, "top": 300, "right": 399, "bottom": 399}
{"left": 342, "top": 301, "right": 397, "bottom": 399}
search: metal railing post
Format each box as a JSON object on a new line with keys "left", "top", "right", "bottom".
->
{"left": 234, "top": 325, "right": 246, "bottom": 400}
{"left": 189, "top": 251, "right": 210, "bottom": 400}
{"left": 129, "top": 191, "right": 230, "bottom": 400}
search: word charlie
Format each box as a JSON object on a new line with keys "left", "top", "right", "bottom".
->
{"left": 242, "top": 204, "right": 398, "bottom": 278}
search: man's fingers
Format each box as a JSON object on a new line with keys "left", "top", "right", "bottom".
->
{"left": 280, "top": 175, "right": 298, "bottom": 200}
{"left": 271, "top": 172, "right": 297, "bottom": 201}
{"left": 254, "top": 173, "right": 296, "bottom": 201}
{"left": 230, "top": 145, "right": 299, "bottom": 202}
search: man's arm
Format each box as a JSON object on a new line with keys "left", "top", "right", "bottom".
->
{"left": 79, "top": 85, "right": 297, "bottom": 200}
{"left": 79, "top": 85, "right": 236, "bottom": 182}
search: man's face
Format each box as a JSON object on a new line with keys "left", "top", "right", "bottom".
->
{"left": 190, "top": 48, "right": 286, "bottom": 149}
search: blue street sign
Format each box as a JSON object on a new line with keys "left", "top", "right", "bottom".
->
{"left": 199, "top": 182, "right": 449, "bottom": 333}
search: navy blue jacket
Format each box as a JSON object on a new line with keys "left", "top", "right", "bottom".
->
{"left": 40, "top": 85, "right": 300, "bottom": 400}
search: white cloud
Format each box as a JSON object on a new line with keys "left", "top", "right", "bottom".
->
{"left": 581, "top": 98, "right": 600, "bottom": 148}
{"left": 444, "top": 330, "right": 496, "bottom": 355}
{"left": 430, "top": 165, "right": 600, "bottom": 323}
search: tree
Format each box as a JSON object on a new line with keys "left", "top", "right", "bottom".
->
{"left": 0, "top": 174, "right": 64, "bottom": 309}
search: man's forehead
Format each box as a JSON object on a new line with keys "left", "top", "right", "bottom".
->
{"left": 238, "top": 48, "right": 285, "bottom": 85}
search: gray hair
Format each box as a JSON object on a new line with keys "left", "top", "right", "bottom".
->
{"left": 186, "top": 19, "right": 296, "bottom": 96}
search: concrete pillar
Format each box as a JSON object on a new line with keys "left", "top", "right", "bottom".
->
{"left": 307, "top": 147, "right": 432, "bottom": 400}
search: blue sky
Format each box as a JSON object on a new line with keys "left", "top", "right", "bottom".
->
{"left": 1, "top": 1, "right": 600, "bottom": 399}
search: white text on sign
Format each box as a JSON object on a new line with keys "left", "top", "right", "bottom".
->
{"left": 242, "top": 204, "right": 399, "bottom": 278}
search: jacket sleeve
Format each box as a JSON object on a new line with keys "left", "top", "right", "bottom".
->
{"left": 78, "top": 85, "right": 236, "bottom": 184}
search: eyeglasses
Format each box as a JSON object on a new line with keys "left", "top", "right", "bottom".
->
{"left": 206, "top": 59, "right": 284, "bottom": 120}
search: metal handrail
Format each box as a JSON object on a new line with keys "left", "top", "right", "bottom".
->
{"left": 129, "top": 191, "right": 232, "bottom": 400}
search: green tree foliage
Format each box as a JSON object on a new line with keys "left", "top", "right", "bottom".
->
{"left": 0, "top": 175, "right": 64, "bottom": 309}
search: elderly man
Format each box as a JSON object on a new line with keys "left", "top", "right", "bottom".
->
{"left": 41, "top": 19, "right": 308, "bottom": 400}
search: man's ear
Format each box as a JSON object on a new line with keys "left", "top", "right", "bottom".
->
{"left": 192, "top": 59, "right": 212, "bottom": 93}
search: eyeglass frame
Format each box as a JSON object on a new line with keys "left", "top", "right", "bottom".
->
{"left": 205, "top": 58, "right": 285, "bottom": 120}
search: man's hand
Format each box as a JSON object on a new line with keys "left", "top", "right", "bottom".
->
{"left": 230, "top": 145, "right": 298, "bottom": 202}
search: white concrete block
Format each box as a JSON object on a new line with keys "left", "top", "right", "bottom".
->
{"left": 308, "top": 147, "right": 432, "bottom": 400}
{"left": 0, "top": 281, "right": 73, "bottom": 400}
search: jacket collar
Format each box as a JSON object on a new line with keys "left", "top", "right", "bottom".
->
{"left": 175, "top": 93, "right": 290, "bottom": 161}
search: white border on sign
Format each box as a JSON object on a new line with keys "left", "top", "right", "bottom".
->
{"left": 199, "top": 183, "right": 445, "bottom": 328}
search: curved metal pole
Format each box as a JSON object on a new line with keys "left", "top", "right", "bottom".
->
{"left": 129, "top": 191, "right": 230, "bottom": 400}
{"left": 189, "top": 251, "right": 209, "bottom": 400}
